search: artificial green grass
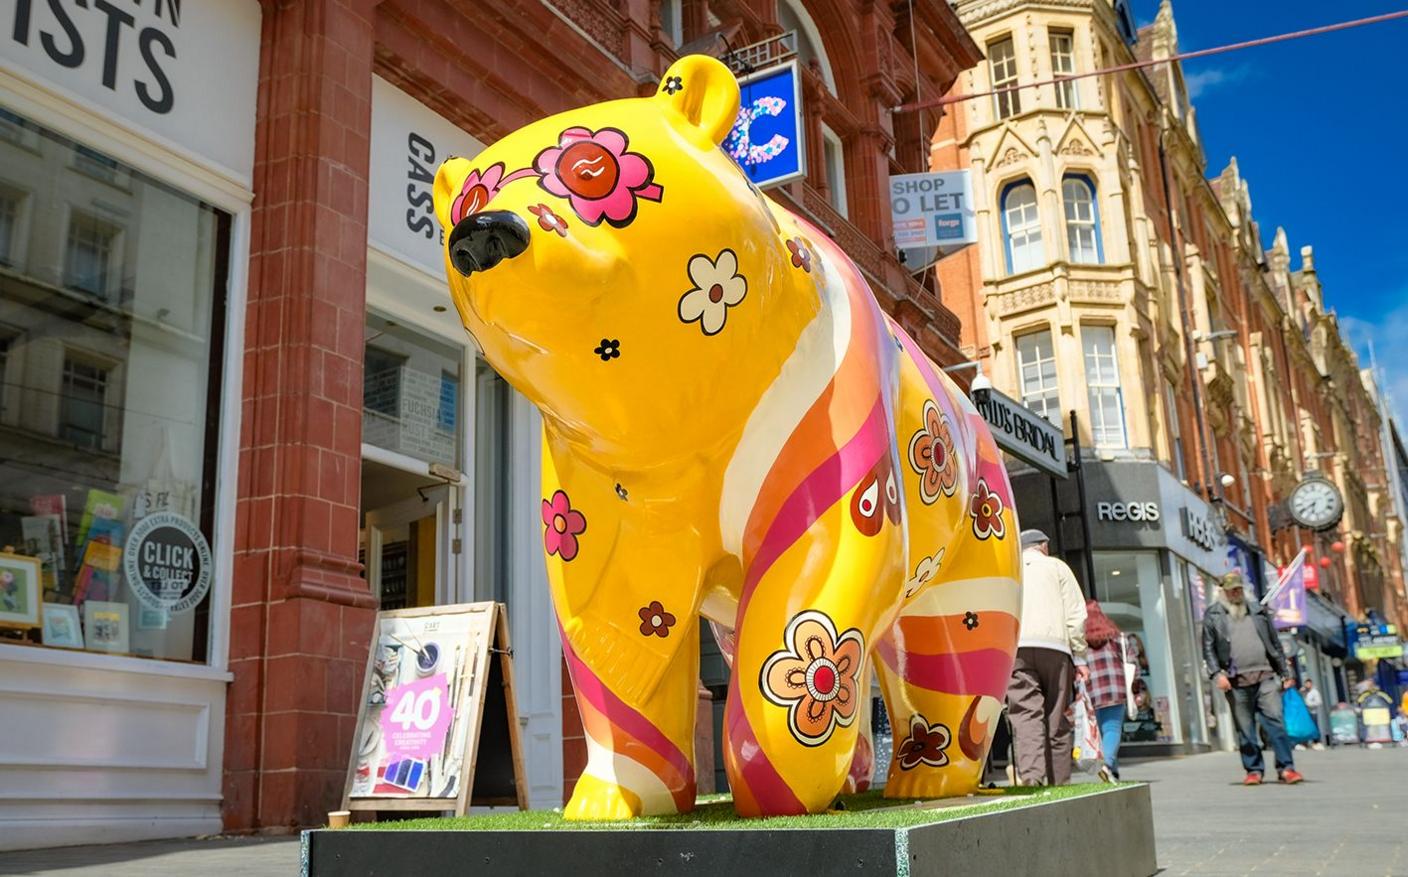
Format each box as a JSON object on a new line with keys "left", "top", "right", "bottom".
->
{"left": 349, "top": 783, "right": 1121, "bottom": 832}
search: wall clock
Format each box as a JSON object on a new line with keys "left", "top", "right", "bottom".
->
{"left": 1286, "top": 476, "right": 1344, "bottom": 532}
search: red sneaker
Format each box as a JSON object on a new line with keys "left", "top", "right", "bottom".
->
{"left": 1279, "top": 769, "right": 1304, "bottom": 785}
{"left": 1243, "top": 772, "right": 1263, "bottom": 785}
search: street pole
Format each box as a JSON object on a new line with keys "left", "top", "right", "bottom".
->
{"left": 1069, "top": 409, "right": 1097, "bottom": 597}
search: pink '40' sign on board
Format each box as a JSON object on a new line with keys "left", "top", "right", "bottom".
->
{"left": 380, "top": 672, "right": 454, "bottom": 759}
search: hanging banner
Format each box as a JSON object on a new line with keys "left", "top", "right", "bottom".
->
{"left": 725, "top": 61, "right": 804, "bottom": 188}
{"left": 1264, "top": 549, "right": 1308, "bottom": 630}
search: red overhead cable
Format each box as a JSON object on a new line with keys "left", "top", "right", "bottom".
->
{"left": 893, "top": 9, "right": 1408, "bottom": 114}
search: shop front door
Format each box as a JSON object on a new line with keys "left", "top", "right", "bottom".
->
{"left": 364, "top": 484, "right": 460, "bottom": 611}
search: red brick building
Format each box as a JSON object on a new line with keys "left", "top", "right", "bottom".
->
{"left": 0, "top": 0, "right": 979, "bottom": 846}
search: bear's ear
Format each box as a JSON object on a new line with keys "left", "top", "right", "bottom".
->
{"left": 433, "top": 156, "right": 475, "bottom": 233}
{"left": 657, "top": 54, "right": 740, "bottom": 146}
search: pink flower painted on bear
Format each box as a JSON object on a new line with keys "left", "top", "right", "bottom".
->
{"left": 541, "top": 490, "right": 587, "bottom": 562}
{"left": 533, "top": 127, "right": 663, "bottom": 228}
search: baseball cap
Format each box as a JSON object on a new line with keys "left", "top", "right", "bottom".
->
{"left": 1219, "top": 570, "right": 1246, "bottom": 590}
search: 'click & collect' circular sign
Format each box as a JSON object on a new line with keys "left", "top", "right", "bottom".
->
{"left": 123, "top": 512, "right": 213, "bottom": 615}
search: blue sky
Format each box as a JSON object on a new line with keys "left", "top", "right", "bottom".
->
{"left": 1131, "top": 1, "right": 1408, "bottom": 420}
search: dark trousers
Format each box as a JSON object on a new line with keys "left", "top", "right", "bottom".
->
{"left": 1006, "top": 647, "right": 1074, "bottom": 785}
{"left": 1227, "top": 677, "right": 1295, "bottom": 774}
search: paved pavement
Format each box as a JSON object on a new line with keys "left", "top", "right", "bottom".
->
{"left": 3, "top": 747, "right": 1405, "bottom": 875}
{"left": 1122, "top": 745, "right": 1408, "bottom": 876}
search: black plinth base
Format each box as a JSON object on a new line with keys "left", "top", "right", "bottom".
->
{"left": 302, "top": 784, "right": 1157, "bottom": 877}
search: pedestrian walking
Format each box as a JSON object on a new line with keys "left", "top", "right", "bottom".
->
{"left": 1006, "top": 529, "right": 1088, "bottom": 786}
{"left": 1201, "top": 570, "right": 1304, "bottom": 785}
{"left": 1301, "top": 679, "right": 1325, "bottom": 749}
{"left": 1083, "top": 598, "right": 1130, "bottom": 781}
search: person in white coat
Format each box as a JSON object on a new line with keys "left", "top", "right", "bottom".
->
{"left": 1006, "top": 529, "right": 1088, "bottom": 785}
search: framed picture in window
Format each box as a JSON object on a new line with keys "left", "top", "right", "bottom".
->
{"left": 0, "top": 550, "right": 42, "bottom": 629}
{"left": 41, "top": 603, "right": 84, "bottom": 648}
{"left": 83, "top": 600, "right": 130, "bottom": 653}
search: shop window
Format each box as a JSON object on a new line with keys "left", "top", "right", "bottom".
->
{"left": 1061, "top": 175, "right": 1102, "bottom": 264}
{"left": 1016, "top": 329, "right": 1060, "bottom": 425}
{"left": 821, "top": 124, "right": 848, "bottom": 218}
{"left": 1001, "top": 180, "right": 1042, "bottom": 274}
{"left": 989, "top": 37, "right": 1020, "bottom": 120}
{"left": 1082, "top": 324, "right": 1127, "bottom": 448}
{"left": 63, "top": 210, "right": 122, "bottom": 300}
{"left": 1093, "top": 552, "right": 1182, "bottom": 745}
{"left": 1049, "top": 30, "right": 1078, "bottom": 109}
{"left": 362, "top": 312, "right": 463, "bottom": 470}
{"left": 0, "top": 103, "right": 231, "bottom": 664}
{"left": 474, "top": 362, "right": 511, "bottom": 605}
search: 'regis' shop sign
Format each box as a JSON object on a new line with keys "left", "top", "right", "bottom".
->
{"left": 123, "top": 511, "right": 212, "bottom": 616}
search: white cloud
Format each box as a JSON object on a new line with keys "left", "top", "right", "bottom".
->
{"left": 1341, "top": 303, "right": 1408, "bottom": 428}
{"left": 1183, "top": 65, "right": 1253, "bottom": 99}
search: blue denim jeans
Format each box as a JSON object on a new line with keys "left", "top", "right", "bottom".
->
{"left": 1227, "top": 677, "right": 1295, "bottom": 775}
{"left": 1096, "top": 705, "right": 1125, "bottom": 777}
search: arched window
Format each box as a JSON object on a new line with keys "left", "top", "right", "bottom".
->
{"left": 778, "top": 0, "right": 837, "bottom": 94}
{"left": 1062, "top": 175, "right": 1102, "bottom": 264}
{"left": 1001, "top": 181, "right": 1043, "bottom": 274}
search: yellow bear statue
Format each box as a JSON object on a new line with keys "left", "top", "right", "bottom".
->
{"left": 432, "top": 54, "right": 1021, "bottom": 819}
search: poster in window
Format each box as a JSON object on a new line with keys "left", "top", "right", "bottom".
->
{"left": 41, "top": 602, "right": 84, "bottom": 648}
{"left": 0, "top": 551, "right": 42, "bottom": 629}
{"left": 83, "top": 600, "right": 129, "bottom": 653}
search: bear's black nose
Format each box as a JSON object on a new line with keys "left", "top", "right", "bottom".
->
{"left": 448, "top": 210, "right": 531, "bottom": 277}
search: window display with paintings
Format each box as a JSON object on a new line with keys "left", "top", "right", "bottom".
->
{"left": 0, "top": 105, "right": 229, "bottom": 664}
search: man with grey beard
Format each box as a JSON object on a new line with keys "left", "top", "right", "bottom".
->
{"left": 1201, "top": 570, "right": 1303, "bottom": 785}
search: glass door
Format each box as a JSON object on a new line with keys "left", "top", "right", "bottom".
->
{"left": 364, "top": 484, "right": 460, "bottom": 610}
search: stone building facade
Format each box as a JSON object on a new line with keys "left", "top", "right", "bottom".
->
{"left": 932, "top": 0, "right": 1407, "bottom": 749}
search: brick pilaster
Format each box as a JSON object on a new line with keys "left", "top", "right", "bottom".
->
{"left": 225, "top": 0, "right": 378, "bottom": 832}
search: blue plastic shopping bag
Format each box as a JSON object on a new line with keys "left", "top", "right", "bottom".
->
{"left": 1282, "top": 687, "right": 1318, "bottom": 744}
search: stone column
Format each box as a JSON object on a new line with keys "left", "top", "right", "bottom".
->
{"left": 225, "top": 0, "right": 379, "bottom": 831}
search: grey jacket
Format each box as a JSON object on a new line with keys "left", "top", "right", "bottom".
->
{"left": 1202, "top": 600, "right": 1287, "bottom": 681}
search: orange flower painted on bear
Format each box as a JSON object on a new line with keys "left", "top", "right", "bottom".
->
{"left": 908, "top": 400, "right": 958, "bottom": 504}
{"left": 760, "top": 611, "right": 864, "bottom": 746}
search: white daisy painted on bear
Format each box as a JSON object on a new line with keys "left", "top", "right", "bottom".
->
{"left": 678, "top": 248, "right": 747, "bottom": 336}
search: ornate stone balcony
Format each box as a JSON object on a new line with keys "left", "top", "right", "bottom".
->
{"left": 984, "top": 262, "right": 1136, "bottom": 319}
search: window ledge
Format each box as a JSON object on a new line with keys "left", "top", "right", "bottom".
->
{"left": 0, "top": 639, "right": 232, "bottom": 682}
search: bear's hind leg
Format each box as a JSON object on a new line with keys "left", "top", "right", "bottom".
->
{"left": 723, "top": 509, "right": 900, "bottom": 816}
{"left": 875, "top": 573, "right": 1020, "bottom": 799}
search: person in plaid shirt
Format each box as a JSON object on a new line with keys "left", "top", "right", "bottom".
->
{"left": 1084, "top": 599, "right": 1131, "bottom": 780}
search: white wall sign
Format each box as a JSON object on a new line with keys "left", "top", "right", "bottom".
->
{"left": 369, "top": 76, "right": 485, "bottom": 278}
{"left": 0, "top": 0, "right": 261, "bottom": 183}
{"left": 890, "top": 171, "right": 977, "bottom": 264}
